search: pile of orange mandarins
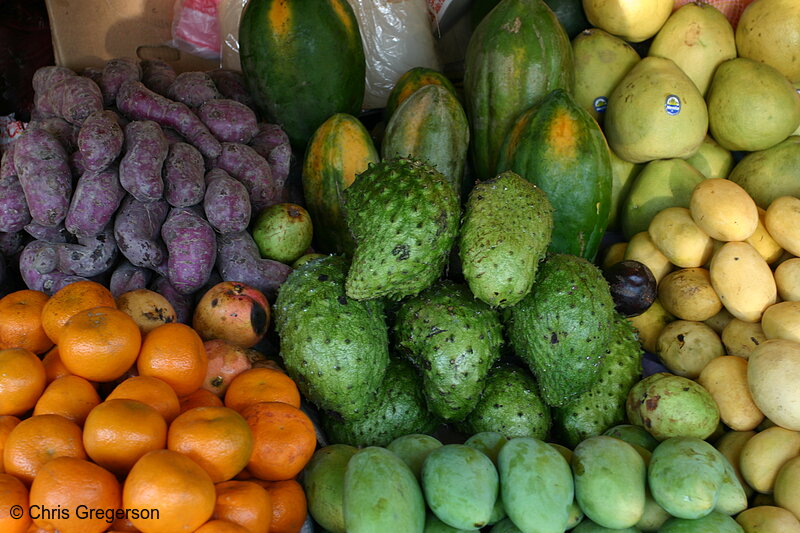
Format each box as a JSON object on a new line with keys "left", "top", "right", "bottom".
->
{"left": 0, "top": 280, "right": 314, "bottom": 533}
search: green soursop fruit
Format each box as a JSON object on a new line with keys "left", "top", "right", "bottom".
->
{"left": 552, "top": 313, "right": 644, "bottom": 447}
{"left": 321, "top": 357, "right": 439, "bottom": 447}
{"left": 344, "top": 157, "right": 461, "bottom": 300}
{"left": 458, "top": 362, "right": 551, "bottom": 440}
{"left": 504, "top": 253, "right": 617, "bottom": 407}
{"left": 459, "top": 171, "right": 554, "bottom": 308}
{"left": 274, "top": 255, "right": 389, "bottom": 420}
{"left": 394, "top": 280, "right": 504, "bottom": 421}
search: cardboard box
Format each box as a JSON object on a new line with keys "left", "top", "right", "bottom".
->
{"left": 45, "top": 0, "right": 218, "bottom": 73}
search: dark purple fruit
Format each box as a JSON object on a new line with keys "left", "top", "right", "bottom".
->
{"left": 602, "top": 259, "right": 657, "bottom": 318}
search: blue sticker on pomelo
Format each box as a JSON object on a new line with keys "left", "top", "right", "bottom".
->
{"left": 665, "top": 95, "right": 681, "bottom": 116}
{"left": 593, "top": 96, "right": 608, "bottom": 114}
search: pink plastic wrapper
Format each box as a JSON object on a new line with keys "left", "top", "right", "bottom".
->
{"left": 672, "top": 0, "right": 756, "bottom": 29}
{"left": 172, "top": 0, "right": 222, "bottom": 60}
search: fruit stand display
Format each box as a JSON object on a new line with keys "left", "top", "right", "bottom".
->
{"left": 0, "top": 0, "right": 800, "bottom": 531}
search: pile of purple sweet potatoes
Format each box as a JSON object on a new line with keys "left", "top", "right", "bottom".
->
{"left": 0, "top": 58, "right": 293, "bottom": 321}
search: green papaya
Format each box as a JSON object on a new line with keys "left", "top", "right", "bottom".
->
{"left": 496, "top": 88, "right": 611, "bottom": 261}
{"left": 464, "top": 0, "right": 573, "bottom": 180}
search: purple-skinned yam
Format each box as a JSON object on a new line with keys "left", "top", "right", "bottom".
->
{"left": 163, "top": 142, "right": 205, "bottom": 207}
{"left": 119, "top": 120, "right": 168, "bottom": 202}
{"left": 114, "top": 195, "right": 170, "bottom": 271}
{"left": 197, "top": 98, "right": 258, "bottom": 144}
{"left": 65, "top": 163, "right": 126, "bottom": 238}
{"left": 116, "top": 80, "right": 221, "bottom": 159}
{"left": 13, "top": 128, "right": 72, "bottom": 227}
{"left": 78, "top": 110, "right": 125, "bottom": 171}
{"left": 109, "top": 260, "right": 153, "bottom": 298}
{"left": 216, "top": 230, "right": 292, "bottom": 301}
{"left": 161, "top": 207, "right": 217, "bottom": 295}
{"left": 203, "top": 168, "right": 251, "bottom": 234}
{"left": 213, "top": 142, "right": 276, "bottom": 211}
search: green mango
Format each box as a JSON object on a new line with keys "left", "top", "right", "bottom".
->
{"left": 424, "top": 511, "right": 479, "bottom": 533}
{"left": 343, "top": 446, "right": 425, "bottom": 533}
{"left": 386, "top": 433, "right": 443, "bottom": 482}
{"left": 498, "top": 437, "right": 574, "bottom": 533}
{"left": 648, "top": 437, "right": 726, "bottom": 519}
{"left": 571, "top": 519, "right": 642, "bottom": 532}
{"left": 302, "top": 444, "right": 358, "bottom": 533}
{"left": 603, "top": 424, "right": 660, "bottom": 451}
{"left": 572, "top": 436, "right": 647, "bottom": 529}
{"left": 659, "top": 511, "right": 744, "bottom": 532}
{"left": 421, "top": 444, "right": 499, "bottom": 530}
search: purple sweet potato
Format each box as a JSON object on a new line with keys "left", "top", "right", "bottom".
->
{"left": 268, "top": 143, "right": 293, "bottom": 203}
{"left": 13, "top": 128, "right": 72, "bottom": 227}
{"left": 114, "top": 195, "right": 170, "bottom": 271}
{"left": 32, "top": 66, "right": 76, "bottom": 94}
{"left": 141, "top": 59, "right": 177, "bottom": 97}
{"left": 109, "top": 260, "right": 153, "bottom": 297}
{"left": 65, "top": 163, "right": 127, "bottom": 238}
{"left": 216, "top": 230, "right": 292, "bottom": 301}
{"left": 162, "top": 127, "right": 186, "bottom": 144}
{"left": 249, "top": 122, "right": 290, "bottom": 159}
{"left": 0, "top": 144, "right": 31, "bottom": 233}
{"left": 19, "top": 239, "right": 88, "bottom": 294}
{"left": 116, "top": 80, "right": 221, "bottom": 159}
{"left": 35, "top": 75, "right": 103, "bottom": 126}
{"left": 203, "top": 168, "right": 251, "bottom": 234}
{"left": 167, "top": 71, "right": 222, "bottom": 108}
{"left": 163, "top": 142, "right": 205, "bottom": 207}
{"left": 100, "top": 57, "right": 142, "bottom": 107}
{"left": 119, "top": 120, "right": 168, "bottom": 202}
{"left": 207, "top": 68, "right": 255, "bottom": 109}
{"left": 27, "top": 117, "right": 80, "bottom": 152}
{"left": 77, "top": 110, "right": 125, "bottom": 171}
{"left": 161, "top": 207, "right": 217, "bottom": 295}
{"left": 80, "top": 66, "right": 104, "bottom": 86}
{"left": 24, "top": 222, "right": 71, "bottom": 243}
{"left": 197, "top": 99, "right": 259, "bottom": 144}
{"left": 57, "top": 225, "right": 118, "bottom": 277}
{"left": 150, "top": 275, "right": 193, "bottom": 324}
{"left": 213, "top": 142, "right": 277, "bottom": 211}
{"left": 249, "top": 123, "right": 292, "bottom": 200}
{"left": 69, "top": 151, "right": 86, "bottom": 180}
{"left": 0, "top": 174, "right": 29, "bottom": 233}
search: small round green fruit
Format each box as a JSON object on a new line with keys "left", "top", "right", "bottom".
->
{"left": 252, "top": 203, "right": 313, "bottom": 264}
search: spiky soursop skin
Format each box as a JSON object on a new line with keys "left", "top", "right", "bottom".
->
{"left": 552, "top": 313, "right": 644, "bottom": 447}
{"left": 274, "top": 255, "right": 389, "bottom": 420}
{"left": 457, "top": 362, "right": 551, "bottom": 440}
{"left": 504, "top": 253, "right": 617, "bottom": 407}
{"left": 459, "top": 171, "right": 554, "bottom": 308}
{"left": 393, "top": 280, "right": 504, "bottom": 422}
{"left": 344, "top": 157, "right": 460, "bottom": 301}
{"left": 321, "top": 357, "right": 439, "bottom": 447}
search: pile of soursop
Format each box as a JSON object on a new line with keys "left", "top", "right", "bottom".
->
{"left": 275, "top": 157, "right": 643, "bottom": 448}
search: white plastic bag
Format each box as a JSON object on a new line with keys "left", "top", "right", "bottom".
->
{"left": 347, "top": 0, "right": 442, "bottom": 110}
{"left": 219, "top": 0, "right": 248, "bottom": 71}
{"left": 171, "top": 0, "right": 222, "bottom": 60}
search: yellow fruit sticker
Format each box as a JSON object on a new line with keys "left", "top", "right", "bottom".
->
{"left": 665, "top": 95, "right": 681, "bottom": 116}
{"left": 593, "top": 96, "right": 608, "bottom": 114}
